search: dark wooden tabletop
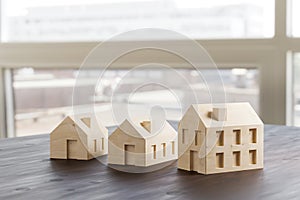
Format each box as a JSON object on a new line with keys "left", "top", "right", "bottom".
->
{"left": 0, "top": 124, "right": 300, "bottom": 200}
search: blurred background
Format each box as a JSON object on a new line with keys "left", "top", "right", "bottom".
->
{"left": 0, "top": 0, "right": 299, "bottom": 137}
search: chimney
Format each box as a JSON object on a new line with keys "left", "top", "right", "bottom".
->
{"left": 212, "top": 106, "right": 227, "bottom": 121}
{"left": 140, "top": 121, "right": 151, "bottom": 132}
{"left": 81, "top": 117, "right": 91, "bottom": 128}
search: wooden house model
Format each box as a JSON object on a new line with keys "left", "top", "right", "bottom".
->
{"left": 178, "top": 103, "right": 264, "bottom": 174}
{"left": 50, "top": 114, "right": 108, "bottom": 160}
{"left": 108, "top": 119, "right": 178, "bottom": 167}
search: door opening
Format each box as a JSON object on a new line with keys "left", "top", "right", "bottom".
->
{"left": 124, "top": 144, "right": 135, "bottom": 165}
{"left": 190, "top": 150, "right": 198, "bottom": 171}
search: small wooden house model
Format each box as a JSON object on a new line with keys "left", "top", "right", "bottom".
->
{"left": 178, "top": 103, "right": 263, "bottom": 174}
{"left": 108, "top": 120, "right": 178, "bottom": 167}
{"left": 50, "top": 114, "right": 108, "bottom": 160}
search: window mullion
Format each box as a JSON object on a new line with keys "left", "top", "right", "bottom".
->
{"left": 275, "top": 0, "right": 288, "bottom": 39}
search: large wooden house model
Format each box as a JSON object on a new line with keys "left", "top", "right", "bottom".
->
{"left": 178, "top": 103, "right": 264, "bottom": 174}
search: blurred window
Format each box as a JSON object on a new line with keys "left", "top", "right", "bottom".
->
{"left": 13, "top": 68, "right": 259, "bottom": 136}
{"left": 293, "top": 53, "right": 300, "bottom": 125}
{"left": 291, "top": 0, "right": 300, "bottom": 37}
{"left": 2, "top": 0, "right": 274, "bottom": 42}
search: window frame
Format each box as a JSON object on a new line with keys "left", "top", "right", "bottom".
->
{"left": 0, "top": 0, "right": 296, "bottom": 137}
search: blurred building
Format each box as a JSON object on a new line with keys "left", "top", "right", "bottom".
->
{"left": 5, "top": 0, "right": 264, "bottom": 41}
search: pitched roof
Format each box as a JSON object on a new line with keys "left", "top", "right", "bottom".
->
{"left": 190, "top": 102, "right": 263, "bottom": 128}
{"left": 117, "top": 119, "right": 148, "bottom": 138}
{"left": 112, "top": 119, "right": 176, "bottom": 139}
{"left": 51, "top": 114, "right": 107, "bottom": 136}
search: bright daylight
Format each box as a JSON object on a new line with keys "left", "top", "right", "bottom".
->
{"left": 0, "top": 0, "right": 299, "bottom": 200}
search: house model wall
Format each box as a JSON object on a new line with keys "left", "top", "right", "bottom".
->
{"left": 50, "top": 114, "right": 108, "bottom": 160}
{"left": 108, "top": 119, "right": 178, "bottom": 167}
{"left": 178, "top": 103, "right": 264, "bottom": 174}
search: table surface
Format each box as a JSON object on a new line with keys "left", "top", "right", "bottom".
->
{"left": 0, "top": 124, "right": 300, "bottom": 200}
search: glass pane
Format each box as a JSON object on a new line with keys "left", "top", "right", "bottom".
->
{"left": 2, "top": 0, "right": 274, "bottom": 42}
{"left": 294, "top": 53, "right": 300, "bottom": 125}
{"left": 13, "top": 67, "right": 259, "bottom": 137}
{"left": 291, "top": 0, "right": 300, "bottom": 37}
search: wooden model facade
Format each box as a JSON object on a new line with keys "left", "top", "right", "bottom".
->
{"left": 50, "top": 114, "right": 108, "bottom": 160}
{"left": 178, "top": 103, "right": 264, "bottom": 174}
{"left": 108, "top": 120, "right": 178, "bottom": 167}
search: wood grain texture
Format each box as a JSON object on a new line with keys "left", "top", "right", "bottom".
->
{"left": 0, "top": 124, "right": 300, "bottom": 200}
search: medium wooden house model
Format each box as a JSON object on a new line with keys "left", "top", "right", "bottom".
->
{"left": 108, "top": 119, "right": 178, "bottom": 167}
